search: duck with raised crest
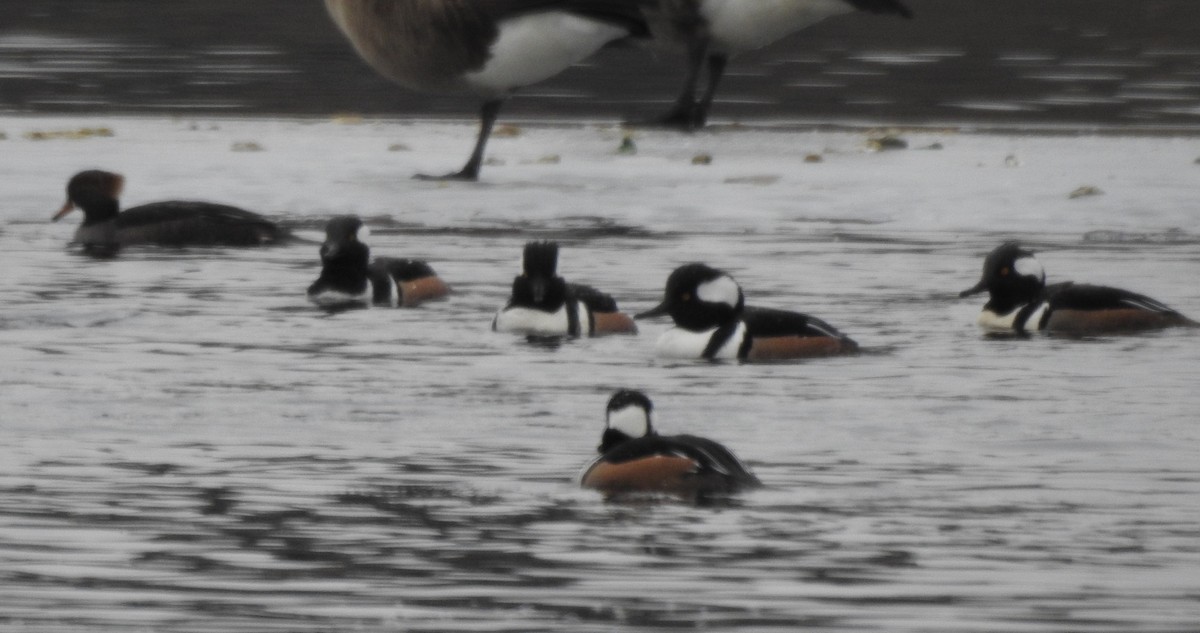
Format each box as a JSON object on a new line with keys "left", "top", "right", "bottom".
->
{"left": 308, "top": 215, "right": 449, "bottom": 309}
{"left": 961, "top": 242, "right": 1196, "bottom": 335}
{"left": 637, "top": 263, "right": 857, "bottom": 360}
{"left": 493, "top": 241, "right": 637, "bottom": 337}
{"left": 323, "top": 0, "right": 648, "bottom": 180}
{"left": 580, "top": 389, "right": 761, "bottom": 499}
{"left": 52, "top": 170, "right": 289, "bottom": 255}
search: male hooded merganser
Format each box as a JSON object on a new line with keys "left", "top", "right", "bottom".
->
{"left": 640, "top": 0, "right": 912, "bottom": 129}
{"left": 637, "top": 263, "right": 857, "bottom": 360}
{"left": 960, "top": 241, "right": 1197, "bottom": 335}
{"left": 52, "top": 170, "right": 289, "bottom": 254}
{"left": 324, "top": 0, "right": 648, "bottom": 180}
{"left": 493, "top": 241, "right": 637, "bottom": 337}
{"left": 580, "top": 389, "right": 761, "bottom": 498}
{"left": 307, "top": 215, "right": 449, "bottom": 308}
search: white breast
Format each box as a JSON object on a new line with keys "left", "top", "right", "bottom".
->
{"left": 494, "top": 304, "right": 572, "bottom": 335}
{"left": 309, "top": 287, "right": 371, "bottom": 309}
{"left": 655, "top": 323, "right": 746, "bottom": 360}
{"left": 978, "top": 304, "right": 1047, "bottom": 333}
{"left": 465, "top": 13, "right": 628, "bottom": 97}
{"left": 699, "top": 0, "right": 851, "bottom": 52}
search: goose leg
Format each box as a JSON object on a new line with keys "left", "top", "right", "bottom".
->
{"left": 653, "top": 37, "right": 708, "bottom": 130}
{"left": 693, "top": 53, "right": 727, "bottom": 129}
{"left": 416, "top": 98, "right": 504, "bottom": 181}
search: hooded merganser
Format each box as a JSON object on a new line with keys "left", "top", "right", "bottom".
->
{"left": 637, "top": 263, "right": 857, "bottom": 360}
{"left": 960, "top": 242, "right": 1196, "bottom": 334}
{"left": 493, "top": 241, "right": 637, "bottom": 337}
{"left": 580, "top": 389, "right": 761, "bottom": 498}
{"left": 307, "top": 215, "right": 449, "bottom": 309}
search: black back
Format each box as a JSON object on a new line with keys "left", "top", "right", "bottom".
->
{"left": 742, "top": 306, "right": 842, "bottom": 338}
{"left": 1046, "top": 282, "right": 1185, "bottom": 316}
{"left": 598, "top": 433, "right": 761, "bottom": 489}
{"left": 371, "top": 257, "right": 437, "bottom": 282}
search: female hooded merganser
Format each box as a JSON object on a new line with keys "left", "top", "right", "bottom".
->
{"left": 580, "top": 389, "right": 761, "bottom": 498}
{"left": 307, "top": 215, "right": 449, "bottom": 308}
{"left": 637, "top": 263, "right": 857, "bottom": 360}
{"left": 640, "top": 0, "right": 912, "bottom": 129}
{"left": 493, "top": 241, "right": 637, "bottom": 337}
{"left": 960, "top": 241, "right": 1197, "bottom": 335}
{"left": 52, "top": 170, "right": 289, "bottom": 254}
{"left": 323, "top": 0, "right": 648, "bottom": 181}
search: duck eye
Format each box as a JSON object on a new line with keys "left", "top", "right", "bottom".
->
{"left": 999, "top": 267, "right": 1009, "bottom": 276}
{"left": 680, "top": 292, "right": 691, "bottom": 302}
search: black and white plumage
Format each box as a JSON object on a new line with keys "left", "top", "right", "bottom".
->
{"left": 324, "top": 0, "right": 649, "bottom": 180}
{"left": 637, "top": 263, "right": 857, "bottom": 360}
{"left": 580, "top": 389, "right": 761, "bottom": 499}
{"left": 960, "top": 242, "right": 1196, "bottom": 334}
{"left": 52, "top": 170, "right": 288, "bottom": 255}
{"left": 493, "top": 241, "right": 636, "bottom": 337}
{"left": 640, "top": 0, "right": 913, "bottom": 129}
{"left": 307, "top": 215, "right": 449, "bottom": 309}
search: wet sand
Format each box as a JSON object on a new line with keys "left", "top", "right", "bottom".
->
{"left": 1, "top": 0, "right": 1199, "bottom": 129}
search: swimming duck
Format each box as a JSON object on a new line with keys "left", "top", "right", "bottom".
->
{"left": 960, "top": 242, "right": 1196, "bottom": 334}
{"left": 323, "top": 0, "right": 648, "bottom": 180}
{"left": 52, "top": 170, "right": 289, "bottom": 254}
{"left": 307, "top": 215, "right": 449, "bottom": 308}
{"left": 493, "top": 241, "right": 637, "bottom": 337}
{"left": 580, "top": 389, "right": 761, "bottom": 499}
{"left": 640, "top": 0, "right": 912, "bottom": 129}
{"left": 637, "top": 263, "right": 857, "bottom": 360}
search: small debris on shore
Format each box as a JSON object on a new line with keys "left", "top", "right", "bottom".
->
{"left": 617, "top": 135, "right": 637, "bottom": 155}
{"left": 692, "top": 153, "right": 713, "bottom": 165}
{"left": 231, "top": 141, "right": 265, "bottom": 152}
{"left": 24, "top": 127, "right": 114, "bottom": 141}
{"left": 1069, "top": 185, "right": 1103, "bottom": 199}
{"left": 867, "top": 134, "right": 908, "bottom": 151}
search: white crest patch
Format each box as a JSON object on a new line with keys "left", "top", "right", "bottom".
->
{"left": 607, "top": 404, "right": 650, "bottom": 438}
{"left": 356, "top": 224, "right": 371, "bottom": 244}
{"left": 696, "top": 275, "right": 740, "bottom": 307}
{"left": 1013, "top": 256, "right": 1043, "bottom": 282}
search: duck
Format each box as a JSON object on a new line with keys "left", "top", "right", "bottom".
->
{"left": 640, "top": 0, "right": 912, "bottom": 129}
{"left": 493, "top": 241, "right": 637, "bottom": 337}
{"left": 960, "top": 242, "right": 1196, "bottom": 335}
{"left": 307, "top": 215, "right": 450, "bottom": 308}
{"left": 637, "top": 263, "right": 857, "bottom": 360}
{"left": 52, "top": 170, "right": 289, "bottom": 254}
{"left": 323, "top": 0, "right": 648, "bottom": 180}
{"left": 580, "top": 389, "right": 761, "bottom": 499}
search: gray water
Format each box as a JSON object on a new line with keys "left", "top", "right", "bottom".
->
{"left": 1, "top": 1, "right": 1199, "bottom": 626}
{"left": 2, "top": 122, "right": 1199, "bottom": 631}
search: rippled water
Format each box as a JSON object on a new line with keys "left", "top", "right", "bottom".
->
{"left": 2, "top": 118, "right": 1199, "bottom": 631}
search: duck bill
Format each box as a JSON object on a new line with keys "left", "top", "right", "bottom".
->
{"left": 635, "top": 302, "right": 670, "bottom": 319}
{"left": 52, "top": 200, "right": 76, "bottom": 222}
{"left": 959, "top": 279, "right": 988, "bottom": 298}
